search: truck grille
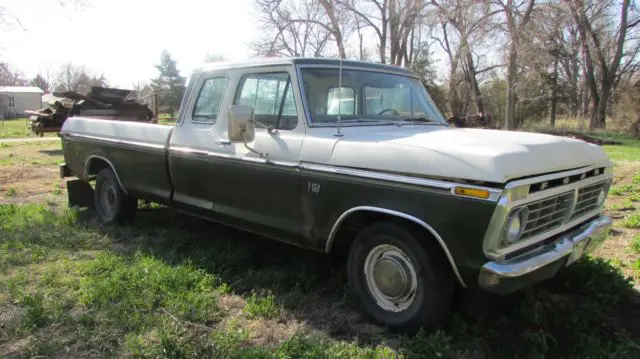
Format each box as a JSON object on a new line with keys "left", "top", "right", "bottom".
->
{"left": 519, "top": 180, "right": 610, "bottom": 241}
{"left": 521, "top": 191, "right": 573, "bottom": 240}
{"left": 571, "top": 181, "right": 608, "bottom": 219}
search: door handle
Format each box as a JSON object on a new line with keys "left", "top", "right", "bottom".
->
{"left": 218, "top": 140, "right": 231, "bottom": 145}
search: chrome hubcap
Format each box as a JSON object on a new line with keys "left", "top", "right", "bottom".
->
{"left": 364, "top": 244, "right": 417, "bottom": 312}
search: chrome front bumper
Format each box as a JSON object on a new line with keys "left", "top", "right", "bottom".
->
{"left": 478, "top": 215, "right": 612, "bottom": 295}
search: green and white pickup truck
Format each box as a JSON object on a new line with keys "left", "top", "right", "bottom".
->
{"left": 59, "top": 57, "right": 614, "bottom": 332}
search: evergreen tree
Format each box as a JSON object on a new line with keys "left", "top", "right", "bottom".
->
{"left": 31, "top": 74, "right": 50, "bottom": 92}
{"left": 150, "top": 50, "right": 186, "bottom": 117}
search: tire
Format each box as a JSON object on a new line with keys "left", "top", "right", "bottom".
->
{"left": 94, "top": 168, "right": 136, "bottom": 225}
{"left": 347, "top": 221, "right": 454, "bottom": 333}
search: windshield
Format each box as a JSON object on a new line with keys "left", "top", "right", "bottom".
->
{"left": 298, "top": 67, "right": 447, "bottom": 125}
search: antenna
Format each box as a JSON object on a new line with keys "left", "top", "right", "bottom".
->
{"left": 335, "top": 56, "right": 344, "bottom": 137}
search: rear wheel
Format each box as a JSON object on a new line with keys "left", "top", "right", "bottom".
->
{"left": 94, "top": 168, "right": 136, "bottom": 225}
{"left": 347, "top": 221, "right": 454, "bottom": 333}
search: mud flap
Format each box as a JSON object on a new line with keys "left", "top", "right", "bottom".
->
{"left": 66, "top": 179, "right": 95, "bottom": 209}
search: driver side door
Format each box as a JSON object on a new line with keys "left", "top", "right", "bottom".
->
{"left": 214, "top": 67, "right": 306, "bottom": 245}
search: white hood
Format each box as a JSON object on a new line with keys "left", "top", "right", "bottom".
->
{"left": 318, "top": 126, "right": 611, "bottom": 184}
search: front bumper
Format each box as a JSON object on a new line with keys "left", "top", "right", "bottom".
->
{"left": 478, "top": 215, "right": 612, "bottom": 295}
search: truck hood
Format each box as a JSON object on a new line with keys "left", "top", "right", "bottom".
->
{"left": 324, "top": 126, "right": 611, "bottom": 184}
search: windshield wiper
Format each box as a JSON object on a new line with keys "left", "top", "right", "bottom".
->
{"left": 338, "top": 118, "right": 395, "bottom": 124}
{"left": 401, "top": 116, "right": 436, "bottom": 122}
{"left": 398, "top": 116, "right": 445, "bottom": 125}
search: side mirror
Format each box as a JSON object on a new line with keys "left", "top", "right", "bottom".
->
{"left": 228, "top": 105, "right": 255, "bottom": 143}
{"left": 226, "top": 104, "right": 268, "bottom": 158}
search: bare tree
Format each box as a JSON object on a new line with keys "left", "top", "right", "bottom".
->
{"left": 491, "top": 0, "right": 535, "bottom": 130}
{"left": 53, "top": 62, "right": 108, "bottom": 93}
{"left": 250, "top": 0, "right": 339, "bottom": 58}
{"left": 569, "top": 0, "right": 640, "bottom": 129}
{"left": 1, "top": 0, "right": 86, "bottom": 30}
{"left": 0, "top": 63, "right": 28, "bottom": 86}
{"left": 338, "top": 0, "right": 426, "bottom": 65}
{"left": 428, "top": 0, "right": 499, "bottom": 117}
{"left": 203, "top": 52, "right": 226, "bottom": 63}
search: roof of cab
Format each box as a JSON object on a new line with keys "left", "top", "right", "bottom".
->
{"left": 192, "top": 57, "right": 417, "bottom": 77}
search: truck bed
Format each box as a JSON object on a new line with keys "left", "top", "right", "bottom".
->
{"left": 60, "top": 116, "right": 175, "bottom": 203}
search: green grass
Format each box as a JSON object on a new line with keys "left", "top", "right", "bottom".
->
{"left": 623, "top": 212, "right": 640, "bottom": 229}
{"left": 631, "top": 234, "right": 640, "bottom": 254}
{"left": 0, "top": 203, "right": 638, "bottom": 358}
{"left": 601, "top": 137, "right": 640, "bottom": 162}
{"left": 0, "top": 118, "right": 58, "bottom": 139}
{"left": 610, "top": 184, "right": 637, "bottom": 196}
{"left": 244, "top": 292, "right": 281, "bottom": 320}
{"left": 0, "top": 118, "right": 46, "bottom": 139}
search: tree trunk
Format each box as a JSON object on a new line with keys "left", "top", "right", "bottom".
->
{"left": 504, "top": 44, "right": 518, "bottom": 130}
{"left": 318, "top": 0, "right": 346, "bottom": 59}
{"left": 592, "top": 84, "right": 610, "bottom": 129}
{"left": 462, "top": 37, "right": 484, "bottom": 115}
{"left": 550, "top": 54, "right": 558, "bottom": 127}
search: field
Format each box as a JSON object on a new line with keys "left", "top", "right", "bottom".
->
{"left": 0, "top": 132, "right": 639, "bottom": 358}
{"left": 0, "top": 119, "right": 58, "bottom": 139}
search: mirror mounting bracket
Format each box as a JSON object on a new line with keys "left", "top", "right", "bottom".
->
{"left": 242, "top": 123, "right": 268, "bottom": 158}
{"left": 243, "top": 139, "right": 268, "bottom": 158}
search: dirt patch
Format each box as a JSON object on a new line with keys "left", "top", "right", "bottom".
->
{"left": 611, "top": 162, "right": 640, "bottom": 186}
{"left": 219, "top": 294, "right": 247, "bottom": 317}
{"left": 0, "top": 141, "right": 66, "bottom": 205}
{"left": 597, "top": 161, "right": 640, "bottom": 283}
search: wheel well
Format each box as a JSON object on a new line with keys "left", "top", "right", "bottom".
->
{"left": 86, "top": 157, "right": 111, "bottom": 179}
{"left": 328, "top": 209, "right": 461, "bottom": 285}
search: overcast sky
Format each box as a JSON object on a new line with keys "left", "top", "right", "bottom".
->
{"left": 1, "top": 0, "right": 258, "bottom": 88}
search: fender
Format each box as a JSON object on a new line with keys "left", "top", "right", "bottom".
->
{"left": 326, "top": 206, "right": 467, "bottom": 288}
{"left": 84, "top": 155, "right": 128, "bottom": 195}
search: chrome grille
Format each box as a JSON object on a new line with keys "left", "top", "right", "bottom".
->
{"left": 571, "top": 181, "right": 608, "bottom": 219}
{"left": 520, "top": 191, "right": 574, "bottom": 240}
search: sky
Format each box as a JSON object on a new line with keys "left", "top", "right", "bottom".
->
{"left": 1, "top": 0, "right": 259, "bottom": 89}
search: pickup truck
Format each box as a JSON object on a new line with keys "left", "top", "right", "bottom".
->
{"left": 58, "top": 57, "right": 614, "bottom": 332}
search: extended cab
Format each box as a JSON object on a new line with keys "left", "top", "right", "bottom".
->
{"left": 59, "top": 57, "right": 614, "bottom": 332}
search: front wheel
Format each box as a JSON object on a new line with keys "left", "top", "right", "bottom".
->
{"left": 347, "top": 221, "right": 454, "bottom": 333}
{"left": 94, "top": 168, "right": 136, "bottom": 225}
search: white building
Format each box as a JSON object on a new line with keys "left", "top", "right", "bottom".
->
{"left": 0, "top": 86, "right": 45, "bottom": 119}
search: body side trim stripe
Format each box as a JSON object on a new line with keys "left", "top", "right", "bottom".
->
{"left": 326, "top": 206, "right": 467, "bottom": 288}
{"left": 169, "top": 146, "right": 301, "bottom": 168}
{"left": 64, "top": 132, "right": 166, "bottom": 150}
{"left": 301, "top": 163, "right": 502, "bottom": 201}
{"left": 84, "top": 155, "right": 128, "bottom": 195}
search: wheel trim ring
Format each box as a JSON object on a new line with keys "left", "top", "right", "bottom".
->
{"left": 363, "top": 243, "right": 418, "bottom": 313}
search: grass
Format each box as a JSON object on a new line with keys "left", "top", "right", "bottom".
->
{"left": 632, "top": 235, "right": 640, "bottom": 253}
{"left": 0, "top": 118, "right": 56, "bottom": 139}
{"left": 624, "top": 213, "right": 640, "bottom": 229}
{"left": 244, "top": 292, "right": 281, "bottom": 320}
{"left": 0, "top": 202, "right": 639, "bottom": 358}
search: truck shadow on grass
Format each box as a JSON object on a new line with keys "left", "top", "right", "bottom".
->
{"left": 1, "top": 203, "right": 639, "bottom": 358}
{"left": 96, "top": 207, "right": 640, "bottom": 358}
{"left": 37, "top": 149, "right": 62, "bottom": 156}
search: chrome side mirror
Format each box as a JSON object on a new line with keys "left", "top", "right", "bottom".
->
{"left": 227, "top": 104, "right": 255, "bottom": 143}
{"left": 226, "top": 104, "right": 267, "bottom": 157}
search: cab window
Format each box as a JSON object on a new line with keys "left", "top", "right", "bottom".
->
{"left": 192, "top": 76, "right": 229, "bottom": 123}
{"left": 235, "top": 72, "right": 298, "bottom": 130}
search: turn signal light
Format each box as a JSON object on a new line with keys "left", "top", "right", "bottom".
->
{"left": 454, "top": 187, "right": 490, "bottom": 199}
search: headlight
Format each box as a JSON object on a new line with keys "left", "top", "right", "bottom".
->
{"left": 504, "top": 207, "right": 528, "bottom": 245}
